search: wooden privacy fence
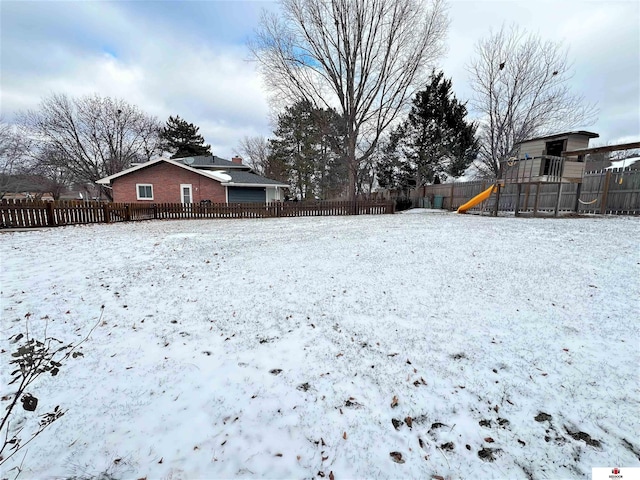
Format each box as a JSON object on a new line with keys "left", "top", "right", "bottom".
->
{"left": 411, "top": 167, "right": 640, "bottom": 215}
{"left": 0, "top": 199, "right": 394, "bottom": 229}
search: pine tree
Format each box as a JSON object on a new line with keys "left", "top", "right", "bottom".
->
{"left": 376, "top": 132, "right": 416, "bottom": 194}
{"left": 161, "top": 115, "right": 211, "bottom": 159}
{"left": 268, "top": 101, "right": 347, "bottom": 199}
{"left": 383, "top": 71, "right": 478, "bottom": 186}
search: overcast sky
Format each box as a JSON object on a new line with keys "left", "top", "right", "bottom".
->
{"left": 1, "top": 0, "right": 638, "bottom": 159}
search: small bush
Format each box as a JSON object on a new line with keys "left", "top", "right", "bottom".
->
{"left": 0, "top": 308, "right": 102, "bottom": 474}
{"left": 395, "top": 197, "right": 413, "bottom": 211}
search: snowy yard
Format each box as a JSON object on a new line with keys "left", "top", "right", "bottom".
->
{"left": 1, "top": 211, "right": 639, "bottom": 479}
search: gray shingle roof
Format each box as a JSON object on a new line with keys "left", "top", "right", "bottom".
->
{"left": 174, "top": 156, "right": 287, "bottom": 186}
{"left": 175, "top": 155, "right": 249, "bottom": 169}
{"left": 98, "top": 156, "right": 288, "bottom": 188}
{"left": 225, "top": 170, "right": 288, "bottom": 186}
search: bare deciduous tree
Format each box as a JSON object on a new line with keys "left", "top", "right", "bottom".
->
{"left": 236, "top": 135, "right": 271, "bottom": 176}
{"left": 20, "top": 94, "right": 163, "bottom": 199}
{"left": 0, "top": 121, "right": 23, "bottom": 175}
{"left": 27, "top": 147, "right": 77, "bottom": 200}
{"left": 0, "top": 119, "right": 33, "bottom": 198}
{"left": 250, "top": 0, "right": 449, "bottom": 200}
{"left": 467, "top": 25, "right": 598, "bottom": 178}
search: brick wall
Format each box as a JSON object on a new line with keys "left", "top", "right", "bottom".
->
{"left": 111, "top": 162, "right": 226, "bottom": 203}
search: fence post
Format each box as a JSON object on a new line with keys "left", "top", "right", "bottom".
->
{"left": 600, "top": 170, "right": 612, "bottom": 215}
{"left": 125, "top": 204, "right": 131, "bottom": 221}
{"left": 103, "top": 203, "right": 111, "bottom": 223}
{"left": 533, "top": 183, "right": 540, "bottom": 217}
{"left": 493, "top": 184, "right": 501, "bottom": 216}
{"left": 45, "top": 201, "right": 56, "bottom": 227}
{"left": 153, "top": 203, "right": 158, "bottom": 219}
{"left": 554, "top": 182, "right": 563, "bottom": 217}
{"left": 574, "top": 182, "right": 582, "bottom": 213}
{"left": 449, "top": 183, "right": 455, "bottom": 211}
{"left": 514, "top": 183, "right": 522, "bottom": 217}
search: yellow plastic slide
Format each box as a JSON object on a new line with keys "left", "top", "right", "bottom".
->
{"left": 456, "top": 185, "right": 496, "bottom": 213}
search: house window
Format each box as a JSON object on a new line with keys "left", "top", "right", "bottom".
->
{"left": 180, "top": 184, "right": 192, "bottom": 204}
{"left": 137, "top": 184, "right": 153, "bottom": 200}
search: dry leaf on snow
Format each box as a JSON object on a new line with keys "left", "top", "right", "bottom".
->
{"left": 390, "top": 451, "right": 405, "bottom": 463}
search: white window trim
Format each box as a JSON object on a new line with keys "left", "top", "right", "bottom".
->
{"left": 180, "top": 184, "right": 193, "bottom": 204}
{"left": 136, "top": 183, "right": 154, "bottom": 200}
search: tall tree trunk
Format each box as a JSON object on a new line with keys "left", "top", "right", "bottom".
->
{"left": 346, "top": 131, "right": 358, "bottom": 201}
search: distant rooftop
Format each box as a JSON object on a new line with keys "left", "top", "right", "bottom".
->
{"left": 173, "top": 155, "right": 249, "bottom": 169}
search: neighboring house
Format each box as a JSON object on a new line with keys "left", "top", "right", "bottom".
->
{"left": 96, "top": 155, "right": 288, "bottom": 204}
{"left": 606, "top": 156, "right": 640, "bottom": 170}
{"left": 588, "top": 155, "right": 640, "bottom": 172}
{"left": 1, "top": 174, "right": 54, "bottom": 201}
{"left": 1, "top": 175, "right": 105, "bottom": 202}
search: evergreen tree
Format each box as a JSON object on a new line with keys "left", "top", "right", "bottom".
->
{"left": 268, "top": 101, "right": 347, "bottom": 199}
{"left": 161, "top": 115, "right": 211, "bottom": 159}
{"left": 382, "top": 71, "right": 478, "bottom": 186}
{"left": 376, "top": 133, "right": 416, "bottom": 194}
{"left": 313, "top": 107, "right": 348, "bottom": 199}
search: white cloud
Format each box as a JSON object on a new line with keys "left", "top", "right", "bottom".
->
{"left": 0, "top": 1, "right": 272, "bottom": 158}
{"left": 1, "top": 0, "right": 637, "bottom": 160}
{"left": 442, "top": 0, "right": 639, "bottom": 143}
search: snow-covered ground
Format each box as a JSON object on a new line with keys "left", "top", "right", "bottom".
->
{"left": 1, "top": 211, "right": 639, "bottom": 479}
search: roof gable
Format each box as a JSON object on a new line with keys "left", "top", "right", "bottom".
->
{"left": 96, "top": 158, "right": 288, "bottom": 188}
{"left": 96, "top": 157, "right": 188, "bottom": 184}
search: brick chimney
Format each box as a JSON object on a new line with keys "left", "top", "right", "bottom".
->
{"left": 231, "top": 156, "right": 243, "bottom": 165}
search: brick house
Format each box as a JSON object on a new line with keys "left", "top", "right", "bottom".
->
{"left": 96, "top": 155, "right": 288, "bottom": 204}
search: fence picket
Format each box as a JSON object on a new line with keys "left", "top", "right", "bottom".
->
{"left": 408, "top": 167, "right": 640, "bottom": 215}
{"left": 1, "top": 199, "right": 394, "bottom": 229}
